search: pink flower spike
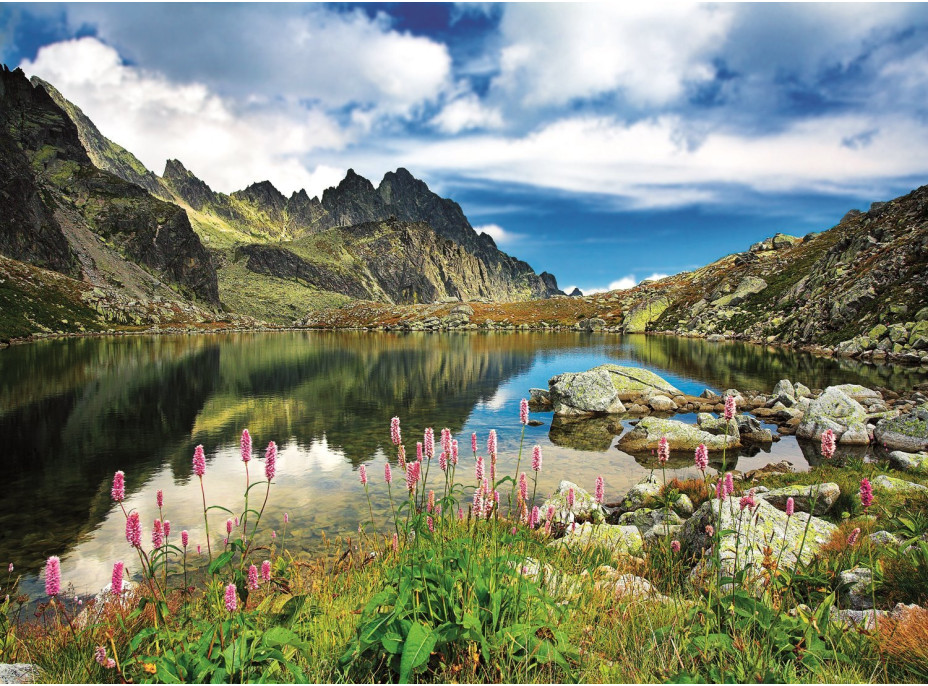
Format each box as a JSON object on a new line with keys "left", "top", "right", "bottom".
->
{"left": 94, "top": 646, "right": 107, "bottom": 665}
{"left": 105, "top": 659, "right": 115, "bottom": 670}
{"left": 416, "top": 441, "right": 423, "bottom": 463}
{"left": 226, "top": 519, "right": 234, "bottom": 535}
{"left": 671, "top": 540, "right": 681, "bottom": 553}
{"left": 261, "top": 560, "right": 271, "bottom": 582}
{"left": 441, "top": 428, "right": 452, "bottom": 455}
{"left": 476, "top": 456, "right": 485, "bottom": 482}
{"left": 739, "top": 489, "right": 756, "bottom": 511}
{"left": 398, "top": 444, "right": 406, "bottom": 470}
{"left": 458, "top": 507, "right": 464, "bottom": 521}
{"left": 271, "top": 531, "right": 277, "bottom": 539}
{"left": 860, "top": 478, "right": 873, "bottom": 509}
{"left": 45, "top": 556, "right": 61, "bottom": 597}
{"left": 197, "top": 545, "right": 202, "bottom": 555}
{"left": 152, "top": 519, "right": 164, "bottom": 548}
{"left": 705, "top": 524, "right": 714, "bottom": 536}
{"left": 567, "top": 488, "right": 575, "bottom": 509}
{"left": 111, "top": 471, "right": 125, "bottom": 503}
{"left": 390, "top": 416, "right": 401, "bottom": 446}
{"left": 359, "top": 464, "right": 368, "bottom": 486}
{"left": 452, "top": 439, "right": 459, "bottom": 466}
{"left": 520, "top": 398, "right": 529, "bottom": 425}
{"left": 284, "top": 512, "right": 289, "bottom": 524}
{"left": 181, "top": 530, "right": 189, "bottom": 548}
{"left": 821, "top": 429, "right": 836, "bottom": 460}
{"left": 658, "top": 437, "right": 670, "bottom": 465}
{"left": 248, "top": 564, "right": 259, "bottom": 590}
{"left": 715, "top": 480, "right": 723, "bottom": 500}
{"left": 595, "top": 476, "right": 605, "bottom": 504}
{"left": 156, "top": 489, "right": 163, "bottom": 509}
{"left": 487, "top": 430, "right": 497, "bottom": 456}
{"left": 111, "top": 562, "right": 124, "bottom": 595}
{"left": 241, "top": 429, "right": 252, "bottom": 463}
{"left": 694, "top": 444, "right": 709, "bottom": 472}
{"left": 424, "top": 428, "right": 434, "bottom": 459}
{"left": 384, "top": 462, "right": 393, "bottom": 484}
{"left": 234, "top": 516, "right": 239, "bottom": 527}
{"left": 724, "top": 472, "right": 734, "bottom": 496}
{"left": 530, "top": 505, "right": 540, "bottom": 529}
{"left": 265, "top": 441, "right": 277, "bottom": 481}
{"left": 224, "top": 583, "right": 237, "bottom": 612}
{"left": 532, "top": 445, "right": 542, "bottom": 472}
{"left": 126, "top": 512, "right": 141, "bottom": 548}
{"left": 392, "top": 533, "right": 399, "bottom": 553}
{"left": 163, "top": 520, "right": 171, "bottom": 539}
{"left": 439, "top": 451, "right": 448, "bottom": 472}
{"left": 471, "top": 432, "right": 478, "bottom": 453}
{"left": 847, "top": 527, "right": 861, "bottom": 546}
{"left": 8, "top": 563, "right": 12, "bottom": 573}
{"left": 519, "top": 472, "right": 528, "bottom": 502}
{"left": 547, "top": 505, "right": 555, "bottom": 521}
{"left": 192, "top": 444, "right": 206, "bottom": 477}
{"left": 724, "top": 395, "right": 736, "bottom": 420}
{"left": 427, "top": 490, "right": 435, "bottom": 513}
{"left": 405, "top": 461, "right": 420, "bottom": 492}
{"left": 427, "top": 516, "right": 434, "bottom": 533}
{"left": 785, "top": 497, "right": 795, "bottom": 517}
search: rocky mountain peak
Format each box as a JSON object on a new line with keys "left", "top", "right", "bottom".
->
{"left": 161, "top": 159, "right": 217, "bottom": 211}
{"left": 232, "top": 180, "right": 287, "bottom": 213}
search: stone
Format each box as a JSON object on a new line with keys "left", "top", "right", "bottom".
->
{"left": 548, "top": 522, "right": 644, "bottom": 558}
{"left": 711, "top": 276, "right": 768, "bottom": 307}
{"left": 873, "top": 413, "right": 928, "bottom": 452}
{"left": 697, "top": 413, "right": 739, "bottom": 435}
{"left": 548, "top": 369, "right": 626, "bottom": 415}
{"left": 672, "top": 493, "right": 695, "bottom": 516}
{"left": 700, "top": 389, "right": 720, "bottom": 399}
{"left": 887, "top": 450, "right": 928, "bottom": 473}
{"left": 542, "top": 480, "right": 605, "bottom": 523}
{"left": 832, "top": 384, "right": 882, "bottom": 403}
{"left": 519, "top": 558, "right": 584, "bottom": 599}
{"left": 592, "top": 364, "right": 682, "bottom": 402}
{"left": 796, "top": 386, "right": 870, "bottom": 444}
{"left": 772, "top": 379, "right": 796, "bottom": 402}
{"left": 758, "top": 483, "right": 841, "bottom": 515}
{"left": 594, "top": 569, "right": 670, "bottom": 602}
{"left": 648, "top": 394, "right": 677, "bottom": 412}
{"left": 869, "top": 530, "right": 902, "bottom": 547}
{"left": 528, "top": 387, "right": 552, "bottom": 411}
{"left": 0, "top": 665, "right": 38, "bottom": 685}
{"left": 681, "top": 497, "right": 837, "bottom": 588}
{"left": 612, "top": 474, "right": 663, "bottom": 513}
{"left": 618, "top": 417, "right": 740, "bottom": 452}
{"left": 838, "top": 566, "right": 873, "bottom": 609}
{"left": 449, "top": 304, "right": 474, "bottom": 317}
{"left": 579, "top": 317, "right": 607, "bottom": 331}
{"left": 872, "top": 475, "right": 928, "bottom": 494}
{"left": 618, "top": 507, "right": 685, "bottom": 530}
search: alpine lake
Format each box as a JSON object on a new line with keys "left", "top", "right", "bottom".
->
{"left": 4, "top": 330, "right": 928, "bottom": 600}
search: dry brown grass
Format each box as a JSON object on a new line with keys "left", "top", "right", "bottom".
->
{"left": 877, "top": 605, "right": 928, "bottom": 681}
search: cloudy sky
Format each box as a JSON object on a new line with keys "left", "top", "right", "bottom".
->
{"left": 3, "top": 3, "right": 928, "bottom": 293}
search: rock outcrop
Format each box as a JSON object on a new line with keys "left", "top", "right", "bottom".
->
{"left": 618, "top": 417, "right": 740, "bottom": 452}
{"left": 796, "top": 386, "right": 870, "bottom": 444}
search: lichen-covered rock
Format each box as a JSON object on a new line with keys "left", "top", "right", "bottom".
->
{"left": 874, "top": 413, "right": 928, "bottom": 452}
{"left": 772, "top": 379, "right": 796, "bottom": 402}
{"left": 594, "top": 568, "right": 671, "bottom": 602}
{"left": 869, "top": 530, "right": 902, "bottom": 547}
{"left": 618, "top": 507, "right": 685, "bottom": 530}
{"left": 872, "top": 475, "right": 928, "bottom": 494}
{"left": 622, "top": 296, "right": 671, "bottom": 333}
{"left": 697, "top": 413, "right": 739, "bottom": 435}
{"left": 548, "top": 369, "right": 626, "bottom": 415}
{"left": 711, "top": 276, "right": 768, "bottom": 307}
{"left": 758, "top": 483, "right": 841, "bottom": 515}
{"left": 648, "top": 394, "right": 677, "bottom": 412}
{"left": 528, "top": 387, "right": 552, "bottom": 411}
{"left": 887, "top": 450, "right": 928, "bottom": 473}
{"left": 548, "top": 522, "right": 644, "bottom": 558}
{"left": 831, "top": 384, "right": 882, "bottom": 403}
{"left": 593, "top": 365, "right": 682, "bottom": 402}
{"left": 612, "top": 474, "right": 662, "bottom": 513}
{"left": 0, "top": 664, "right": 39, "bottom": 685}
{"left": 518, "top": 558, "right": 584, "bottom": 599}
{"left": 796, "top": 386, "right": 870, "bottom": 444}
{"left": 838, "top": 566, "right": 873, "bottom": 610}
{"left": 681, "top": 497, "right": 837, "bottom": 586}
{"left": 618, "top": 417, "right": 740, "bottom": 452}
{"left": 542, "top": 480, "right": 604, "bottom": 523}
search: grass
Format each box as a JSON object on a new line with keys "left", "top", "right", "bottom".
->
{"left": 4, "top": 414, "right": 928, "bottom": 683}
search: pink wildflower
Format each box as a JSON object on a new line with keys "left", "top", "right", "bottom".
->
{"left": 658, "top": 436, "right": 670, "bottom": 465}
{"left": 265, "top": 441, "right": 277, "bottom": 481}
{"left": 424, "top": 428, "right": 434, "bottom": 459}
{"left": 860, "top": 478, "right": 873, "bottom": 509}
{"left": 441, "top": 428, "right": 452, "bottom": 455}
{"left": 45, "top": 556, "right": 60, "bottom": 597}
{"left": 384, "top": 462, "right": 393, "bottom": 484}
{"left": 694, "top": 444, "right": 709, "bottom": 472}
{"left": 224, "top": 583, "right": 237, "bottom": 612}
{"left": 405, "top": 461, "right": 420, "bottom": 492}
{"left": 390, "top": 416, "right": 401, "bottom": 446}
{"left": 458, "top": 507, "right": 464, "bottom": 521}
{"left": 724, "top": 395, "right": 736, "bottom": 420}
{"left": 532, "top": 445, "right": 542, "bottom": 472}
{"left": 471, "top": 432, "right": 478, "bottom": 453}
{"left": 241, "top": 429, "right": 252, "bottom": 463}
{"left": 473, "top": 490, "right": 484, "bottom": 515}
{"left": 567, "top": 488, "right": 575, "bottom": 509}
{"left": 226, "top": 518, "right": 234, "bottom": 535}
{"left": 284, "top": 512, "right": 289, "bottom": 524}
{"left": 8, "top": 563, "right": 12, "bottom": 573}
{"left": 847, "top": 527, "right": 861, "bottom": 546}
{"left": 105, "top": 659, "right": 115, "bottom": 670}
{"left": 94, "top": 646, "right": 107, "bottom": 666}
{"left": 181, "top": 530, "right": 189, "bottom": 548}
{"left": 416, "top": 441, "right": 423, "bottom": 463}
{"left": 271, "top": 531, "right": 276, "bottom": 539}
{"left": 520, "top": 398, "right": 529, "bottom": 425}
{"left": 261, "top": 560, "right": 271, "bottom": 582}
{"left": 163, "top": 520, "right": 170, "bottom": 539}
{"left": 111, "top": 471, "right": 125, "bottom": 503}
{"left": 476, "top": 456, "right": 485, "bottom": 482}
{"left": 398, "top": 444, "right": 406, "bottom": 470}
{"left": 197, "top": 545, "right": 201, "bottom": 555}
{"left": 724, "top": 472, "right": 734, "bottom": 496}
{"left": 785, "top": 497, "right": 795, "bottom": 517}
{"left": 427, "top": 516, "right": 434, "bottom": 533}
{"left": 671, "top": 540, "right": 681, "bottom": 553}
{"left": 192, "top": 444, "right": 206, "bottom": 477}
{"left": 594, "top": 476, "right": 605, "bottom": 504}
{"left": 152, "top": 519, "right": 164, "bottom": 548}
{"left": 392, "top": 533, "right": 399, "bottom": 552}
{"left": 705, "top": 524, "right": 714, "bottom": 536}
{"left": 428, "top": 490, "right": 435, "bottom": 513}
{"left": 359, "top": 464, "right": 368, "bottom": 485}
{"left": 821, "top": 429, "right": 836, "bottom": 460}
{"left": 126, "top": 512, "right": 141, "bottom": 547}
{"left": 439, "top": 451, "right": 448, "bottom": 472}
{"left": 715, "top": 480, "right": 724, "bottom": 499}
{"left": 111, "top": 561, "right": 125, "bottom": 595}
{"left": 487, "top": 429, "right": 497, "bottom": 456}
{"left": 156, "top": 489, "right": 163, "bottom": 509}
{"left": 248, "top": 564, "right": 259, "bottom": 590}
{"left": 518, "top": 472, "right": 528, "bottom": 502}
{"left": 452, "top": 440, "right": 459, "bottom": 466}
{"left": 530, "top": 505, "right": 540, "bottom": 529}
{"left": 739, "top": 488, "right": 756, "bottom": 511}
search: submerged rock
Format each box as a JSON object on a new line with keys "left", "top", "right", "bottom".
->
{"left": 618, "top": 416, "right": 740, "bottom": 452}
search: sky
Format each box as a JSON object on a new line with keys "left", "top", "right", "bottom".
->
{"left": 2, "top": 2, "right": 928, "bottom": 294}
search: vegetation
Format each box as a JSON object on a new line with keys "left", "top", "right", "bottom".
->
{"left": 4, "top": 402, "right": 928, "bottom": 684}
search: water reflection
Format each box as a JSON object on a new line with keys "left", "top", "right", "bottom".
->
{"left": 1, "top": 330, "right": 926, "bottom": 596}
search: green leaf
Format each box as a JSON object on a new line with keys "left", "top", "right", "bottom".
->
{"left": 206, "top": 505, "right": 234, "bottom": 514}
{"left": 208, "top": 551, "right": 235, "bottom": 575}
{"left": 263, "top": 626, "right": 304, "bottom": 649}
{"left": 399, "top": 622, "right": 436, "bottom": 684}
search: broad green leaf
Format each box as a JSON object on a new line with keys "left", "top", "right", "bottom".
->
{"left": 399, "top": 623, "right": 436, "bottom": 684}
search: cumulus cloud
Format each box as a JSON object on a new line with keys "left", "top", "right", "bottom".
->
{"left": 580, "top": 273, "right": 671, "bottom": 295}
{"left": 431, "top": 93, "right": 503, "bottom": 133}
{"left": 474, "top": 223, "right": 524, "bottom": 246}
{"left": 21, "top": 37, "right": 348, "bottom": 196}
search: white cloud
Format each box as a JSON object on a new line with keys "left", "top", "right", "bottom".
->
{"left": 474, "top": 223, "right": 524, "bottom": 246}
{"left": 492, "top": 3, "right": 734, "bottom": 107}
{"left": 581, "top": 273, "right": 672, "bottom": 295}
{"left": 431, "top": 94, "right": 503, "bottom": 133}
{"left": 21, "top": 37, "right": 349, "bottom": 196}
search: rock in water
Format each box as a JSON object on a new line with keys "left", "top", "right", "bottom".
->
{"left": 796, "top": 386, "right": 870, "bottom": 444}
{"left": 618, "top": 416, "right": 740, "bottom": 452}
{"left": 548, "top": 369, "right": 626, "bottom": 415}
{"left": 681, "top": 497, "right": 837, "bottom": 587}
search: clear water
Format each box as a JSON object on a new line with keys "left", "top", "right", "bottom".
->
{"left": 2, "top": 330, "right": 926, "bottom": 597}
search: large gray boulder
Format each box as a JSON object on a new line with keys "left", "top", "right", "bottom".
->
{"left": 681, "top": 496, "right": 837, "bottom": 587}
{"left": 872, "top": 475, "right": 928, "bottom": 494}
{"left": 548, "top": 368, "right": 626, "bottom": 415}
{"left": 796, "top": 386, "right": 870, "bottom": 445}
{"left": 612, "top": 474, "right": 662, "bottom": 513}
{"left": 0, "top": 665, "right": 38, "bottom": 685}
{"left": 887, "top": 450, "right": 928, "bottom": 473}
{"left": 618, "top": 416, "right": 740, "bottom": 452}
{"left": 758, "top": 483, "right": 841, "bottom": 515}
{"left": 593, "top": 364, "right": 682, "bottom": 402}
{"left": 548, "top": 522, "right": 644, "bottom": 558}
{"left": 873, "top": 413, "right": 928, "bottom": 452}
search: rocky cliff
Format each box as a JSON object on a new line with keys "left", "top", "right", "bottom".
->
{"left": 0, "top": 65, "right": 219, "bottom": 308}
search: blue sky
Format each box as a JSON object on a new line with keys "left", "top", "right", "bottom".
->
{"left": 3, "top": 3, "right": 928, "bottom": 293}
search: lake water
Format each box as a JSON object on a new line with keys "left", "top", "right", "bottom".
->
{"left": 3, "top": 330, "right": 927, "bottom": 598}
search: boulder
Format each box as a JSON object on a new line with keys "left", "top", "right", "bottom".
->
{"left": 887, "top": 450, "right": 928, "bottom": 473}
{"left": 528, "top": 387, "right": 552, "bottom": 411}
{"left": 868, "top": 530, "right": 902, "bottom": 547}
{"left": 611, "top": 474, "right": 662, "bottom": 513}
{"left": 873, "top": 413, "right": 928, "bottom": 452}
{"left": 0, "top": 665, "right": 39, "bottom": 685}
{"left": 594, "top": 569, "right": 670, "bottom": 602}
{"left": 617, "top": 507, "right": 685, "bottom": 531}
{"left": 578, "top": 317, "right": 606, "bottom": 331}
{"left": 772, "top": 379, "right": 796, "bottom": 403}
{"left": 872, "top": 475, "right": 928, "bottom": 494}
{"left": 681, "top": 497, "right": 837, "bottom": 587}
{"left": 796, "top": 386, "right": 870, "bottom": 445}
{"left": 590, "top": 364, "right": 682, "bottom": 402}
{"left": 832, "top": 384, "right": 882, "bottom": 403}
{"left": 548, "top": 522, "right": 643, "bottom": 558}
{"left": 548, "top": 369, "right": 626, "bottom": 415}
{"left": 648, "top": 394, "right": 677, "bottom": 412}
{"left": 618, "top": 417, "right": 740, "bottom": 452}
{"left": 758, "top": 483, "right": 841, "bottom": 515}
{"left": 697, "top": 413, "right": 739, "bottom": 435}
{"left": 711, "top": 276, "right": 768, "bottom": 307}
{"left": 542, "top": 480, "right": 604, "bottom": 523}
